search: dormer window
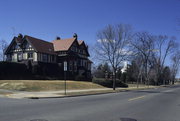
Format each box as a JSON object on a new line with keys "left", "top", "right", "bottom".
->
{"left": 25, "top": 42, "right": 29, "bottom": 48}
{"left": 75, "top": 48, "right": 78, "bottom": 52}
{"left": 24, "top": 42, "right": 33, "bottom": 50}
{"left": 15, "top": 44, "right": 19, "bottom": 49}
{"left": 79, "top": 49, "right": 83, "bottom": 54}
{"left": 71, "top": 46, "right": 74, "bottom": 51}
{"left": 83, "top": 50, "right": 86, "bottom": 54}
{"left": 27, "top": 43, "right": 32, "bottom": 48}
{"left": 15, "top": 45, "right": 17, "bottom": 49}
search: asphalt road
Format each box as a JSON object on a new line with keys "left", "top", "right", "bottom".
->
{"left": 0, "top": 85, "right": 180, "bottom": 121}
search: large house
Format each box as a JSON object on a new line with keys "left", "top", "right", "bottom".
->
{"left": 4, "top": 33, "right": 92, "bottom": 80}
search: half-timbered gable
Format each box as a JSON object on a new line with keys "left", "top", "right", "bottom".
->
{"left": 5, "top": 34, "right": 57, "bottom": 63}
{"left": 5, "top": 34, "right": 34, "bottom": 62}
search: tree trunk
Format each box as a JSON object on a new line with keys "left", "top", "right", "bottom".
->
{"left": 113, "top": 71, "right": 116, "bottom": 90}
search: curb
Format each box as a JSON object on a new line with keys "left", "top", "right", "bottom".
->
{"left": 27, "top": 91, "right": 116, "bottom": 99}
{"left": 5, "top": 84, "right": 176, "bottom": 99}
{"left": 26, "top": 87, "right": 157, "bottom": 99}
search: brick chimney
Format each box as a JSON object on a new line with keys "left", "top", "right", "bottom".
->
{"left": 56, "top": 36, "right": 61, "bottom": 40}
{"left": 73, "top": 33, "right": 78, "bottom": 40}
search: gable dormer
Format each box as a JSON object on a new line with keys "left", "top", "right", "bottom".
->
{"left": 69, "top": 39, "right": 79, "bottom": 53}
{"left": 5, "top": 35, "right": 35, "bottom": 55}
{"left": 78, "top": 40, "right": 90, "bottom": 57}
{"left": 5, "top": 37, "right": 22, "bottom": 54}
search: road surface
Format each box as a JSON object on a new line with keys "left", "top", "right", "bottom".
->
{"left": 0, "top": 85, "right": 180, "bottom": 121}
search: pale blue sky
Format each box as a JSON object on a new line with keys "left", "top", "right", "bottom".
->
{"left": 0, "top": 0, "right": 180, "bottom": 76}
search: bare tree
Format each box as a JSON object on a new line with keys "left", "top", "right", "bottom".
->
{"left": 153, "top": 35, "right": 176, "bottom": 85}
{"left": 130, "top": 55, "right": 145, "bottom": 87}
{"left": 95, "top": 24, "right": 132, "bottom": 90}
{"left": 130, "top": 32, "right": 155, "bottom": 86}
{"left": 0, "top": 39, "right": 8, "bottom": 61}
{"left": 131, "top": 33, "right": 177, "bottom": 86}
{"left": 171, "top": 50, "right": 180, "bottom": 84}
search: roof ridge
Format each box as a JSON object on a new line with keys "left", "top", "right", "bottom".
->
{"left": 52, "top": 37, "right": 75, "bottom": 42}
{"left": 24, "top": 35, "right": 53, "bottom": 44}
{"left": 78, "top": 40, "right": 85, "bottom": 45}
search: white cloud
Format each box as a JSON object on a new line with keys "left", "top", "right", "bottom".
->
{"left": 116, "top": 48, "right": 133, "bottom": 55}
{"left": 97, "top": 39, "right": 115, "bottom": 43}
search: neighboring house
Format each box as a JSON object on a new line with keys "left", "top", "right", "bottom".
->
{"left": 121, "top": 61, "right": 128, "bottom": 73}
{"left": 4, "top": 33, "right": 92, "bottom": 79}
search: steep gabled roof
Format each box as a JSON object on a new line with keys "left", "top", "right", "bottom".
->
{"left": 5, "top": 35, "right": 90, "bottom": 56}
{"left": 15, "top": 37, "right": 23, "bottom": 43}
{"left": 78, "top": 40, "right": 84, "bottom": 45}
{"left": 52, "top": 38, "right": 76, "bottom": 51}
{"left": 78, "top": 40, "right": 90, "bottom": 56}
{"left": 25, "top": 35, "right": 56, "bottom": 55}
{"left": 4, "top": 37, "right": 21, "bottom": 54}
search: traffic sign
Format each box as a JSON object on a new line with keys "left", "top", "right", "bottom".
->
{"left": 64, "top": 61, "right": 67, "bottom": 71}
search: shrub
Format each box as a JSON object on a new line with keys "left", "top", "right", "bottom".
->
{"left": 92, "top": 78, "right": 128, "bottom": 88}
{"left": 116, "top": 80, "right": 128, "bottom": 88}
{"left": 75, "top": 75, "right": 87, "bottom": 81}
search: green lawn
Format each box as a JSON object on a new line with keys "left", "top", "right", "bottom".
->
{"left": 0, "top": 80, "right": 105, "bottom": 92}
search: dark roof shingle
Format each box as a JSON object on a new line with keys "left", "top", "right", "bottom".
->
{"left": 25, "top": 35, "right": 56, "bottom": 55}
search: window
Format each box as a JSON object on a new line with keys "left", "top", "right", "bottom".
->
{"left": 79, "top": 49, "right": 82, "bottom": 53}
{"left": 17, "top": 53, "right": 23, "bottom": 61}
{"left": 24, "top": 42, "right": 33, "bottom": 50}
{"left": 71, "top": 46, "right": 75, "bottom": 51}
{"left": 69, "top": 61, "right": 73, "bottom": 71}
{"left": 78, "top": 59, "right": 81, "bottom": 66}
{"left": 74, "top": 61, "right": 77, "bottom": 72}
{"left": 15, "top": 44, "right": 19, "bottom": 49}
{"left": 83, "top": 50, "right": 86, "bottom": 54}
{"left": 59, "top": 51, "right": 67, "bottom": 55}
{"left": 75, "top": 48, "right": 78, "bottom": 52}
{"left": 42, "top": 54, "right": 48, "bottom": 62}
{"left": 52, "top": 55, "right": 55, "bottom": 62}
{"left": 88, "top": 63, "right": 91, "bottom": 70}
{"left": 12, "top": 45, "right": 15, "bottom": 50}
{"left": 7, "top": 54, "right": 12, "bottom": 61}
{"left": 28, "top": 53, "right": 33, "bottom": 59}
{"left": 81, "top": 60, "right": 83, "bottom": 66}
{"left": 84, "top": 60, "right": 87, "bottom": 67}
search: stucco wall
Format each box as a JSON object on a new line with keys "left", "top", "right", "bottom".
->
{"left": 33, "top": 52, "right": 37, "bottom": 61}
{"left": 23, "top": 53, "right": 27, "bottom": 60}
{"left": 12, "top": 53, "right": 17, "bottom": 62}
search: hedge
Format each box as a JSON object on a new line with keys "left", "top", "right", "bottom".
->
{"left": 0, "top": 61, "right": 31, "bottom": 79}
{"left": 92, "top": 78, "right": 128, "bottom": 88}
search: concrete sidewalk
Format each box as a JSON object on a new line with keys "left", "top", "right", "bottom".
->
{"left": 5, "top": 88, "right": 114, "bottom": 99}
{"left": 0, "top": 85, "right": 160, "bottom": 99}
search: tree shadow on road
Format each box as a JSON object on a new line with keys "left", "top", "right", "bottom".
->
{"left": 119, "top": 118, "right": 137, "bottom": 121}
{"left": 132, "top": 90, "right": 161, "bottom": 94}
{"left": 132, "top": 90, "right": 177, "bottom": 95}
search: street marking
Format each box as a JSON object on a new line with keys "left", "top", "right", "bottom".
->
{"left": 128, "top": 95, "right": 146, "bottom": 101}
{"left": 163, "top": 89, "right": 174, "bottom": 93}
